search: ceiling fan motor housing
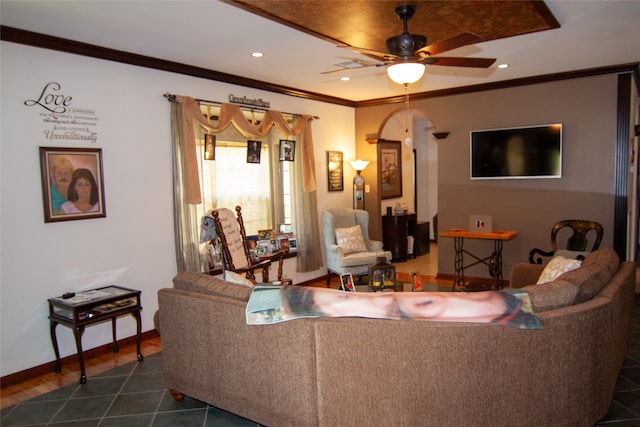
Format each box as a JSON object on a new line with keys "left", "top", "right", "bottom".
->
{"left": 385, "top": 33, "right": 427, "bottom": 58}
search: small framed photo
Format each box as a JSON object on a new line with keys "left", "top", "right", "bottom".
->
{"left": 278, "top": 223, "right": 292, "bottom": 233}
{"left": 279, "top": 140, "right": 295, "bottom": 161}
{"left": 277, "top": 235, "right": 290, "bottom": 252}
{"left": 39, "top": 147, "right": 107, "bottom": 223}
{"left": 255, "top": 240, "right": 272, "bottom": 257}
{"left": 258, "top": 229, "right": 274, "bottom": 241}
{"left": 204, "top": 134, "right": 216, "bottom": 160}
{"left": 289, "top": 237, "right": 297, "bottom": 252}
{"left": 340, "top": 273, "right": 355, "bottom": 292}
{"left": 411, "top": 271, "right": 424, "bottom": 292}
{"left": 247, "top": 140, "right": 261, "bottom": 164}
{"left": 246, "top": 235, "right": 258, "bottom": 249}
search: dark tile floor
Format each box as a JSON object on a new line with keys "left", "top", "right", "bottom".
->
{"left": 0, "top": 353, "right": 258, "bottom": 427}
{"left": 3, "top": 295, "right": 640, "bottom": 427}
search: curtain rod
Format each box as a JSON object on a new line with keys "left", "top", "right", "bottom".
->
{"left": 163, "top": 93, "right": 319, "bottom": 120}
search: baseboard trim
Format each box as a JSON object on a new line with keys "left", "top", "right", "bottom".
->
{"left": 0, "top": 329, "right": 160, "bottom": 388}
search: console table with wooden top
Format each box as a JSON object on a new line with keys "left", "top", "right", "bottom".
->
{"left": 439, "top": 228, "right": 518, "bottom": 290}
{"left": 48, "top": 285, "right": 143, "bottom": 384}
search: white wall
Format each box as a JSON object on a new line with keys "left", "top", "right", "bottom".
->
{"left": 0, "top": 42, "right": 355, "bottom": 376}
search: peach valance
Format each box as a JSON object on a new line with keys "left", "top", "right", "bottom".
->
{"left": 173, "top": 95, "right": 317, "bottom": 204}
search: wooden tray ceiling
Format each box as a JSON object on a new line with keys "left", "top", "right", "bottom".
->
{"left": 226, "top": 1, "right": 560, "bottom": 54}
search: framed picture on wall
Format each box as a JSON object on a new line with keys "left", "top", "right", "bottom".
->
{"left": 378, "top": 140, "right": 402, "bottom": 200}
{"left": 204, "top": 134, "right": 216, "bottom": 160}
{"left": 279, "top": 140, "right": 295, "bottom": 161}
{"left": 247, "top": 140, "right": 261, "bottom": 164}
{"left": 39, "top": 147, "right": 107, "bottom": 223}
{"left": 326, "top": 150, "right": 344, "bottom": 192}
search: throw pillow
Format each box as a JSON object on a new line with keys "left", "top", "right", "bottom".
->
{"left": 224, "top": 270, "right": 256, "bottom": 287}
{"left": 536, "top": 256, "right": 582, "bottom": 284}
{"left": 335, "top": 225, "right": 368, "bottom": 254}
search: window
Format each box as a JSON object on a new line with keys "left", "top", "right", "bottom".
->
{"left": 195, "top": 129, "right": 292, "bottom": 236}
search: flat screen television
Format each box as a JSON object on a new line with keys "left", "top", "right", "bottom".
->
{"left": 470, "top": 123, "right": 562, "bottom": 180}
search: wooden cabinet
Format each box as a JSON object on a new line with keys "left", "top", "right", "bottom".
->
{"left": 382, "top": 213, "right": 417, "bottom": 261}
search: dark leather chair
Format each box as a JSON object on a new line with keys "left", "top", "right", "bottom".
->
{"left": 529, "top": 219, "right": 603, "bottom": 264}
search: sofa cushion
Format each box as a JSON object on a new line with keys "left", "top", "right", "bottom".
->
{"left": 173, "top": 271, "right": 252, "bottom": 302}
{"left": 521, "top": 279, "right": 579, "bottom": 312}
{"left": 536, "top": 256, "right": 582, "bottom": 284}
{"left": 558, "top": 264, "right": 612, "bottom": 304}
{"left": 335, "top": 225, "right": 368, "bottom": 254}
{"left": 582, "top": 247, "right": 620, "bottom": 276}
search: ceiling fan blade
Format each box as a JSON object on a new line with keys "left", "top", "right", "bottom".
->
{"left": 425, "top": 56, "right": 497, "bottom": 68}
{"left": 338, "top": 45, "right": 396, "bottom": 62}
{"left": 321, "top": 63, "right": 379, "bottom": 75}
{"left": 417, "top": 32, "right": 483, "bottom": 57}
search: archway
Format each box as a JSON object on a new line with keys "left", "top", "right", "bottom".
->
{"left": 378, "top": 108, "right": 438, "bottom": 240}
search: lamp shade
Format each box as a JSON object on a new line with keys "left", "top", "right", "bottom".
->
{"left": 349, "top": 160, "right": 370, "bottom": 172}
{"left": 387, "top": 62, "right": 425, "bottom": 85}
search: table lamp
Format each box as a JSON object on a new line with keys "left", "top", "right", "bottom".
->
{"left": 349, "top": 160, "right": 369, "bottom": 210}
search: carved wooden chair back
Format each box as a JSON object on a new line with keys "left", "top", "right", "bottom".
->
{"left": 529, "top": 219, "right": 603, "bottom": 264}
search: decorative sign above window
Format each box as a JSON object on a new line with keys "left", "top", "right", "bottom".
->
{"left": 228, "top": 94, "right": 271, "bottom": 109}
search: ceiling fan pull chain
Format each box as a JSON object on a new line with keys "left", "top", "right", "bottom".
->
{"left": 404, "top": 83, "right": 410, "bottom": 133}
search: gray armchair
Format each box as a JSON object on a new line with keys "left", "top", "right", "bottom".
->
{"left": 322, "top": 208, "right": 392, "bottom": 287}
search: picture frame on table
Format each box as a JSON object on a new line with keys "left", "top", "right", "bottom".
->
{"left": 39, "top": 146, "right": 107, "bottom": 223}
{"left": 278, "top": 223, "right": 292, "bottom": 233}
{"left": 258, "top": 229, "right": 274, "bottom": 241}
{"left": 411, "top": 271, "right": 424, "bottom": 292}
{"left": 204, "top": 134, "right": 216, "bottom": 160}
{"left": 326, "top": 150, "right": 344, "bottom": 192}
{"left": 279, "top": 140, "right": 295, "bottom": 161}
{"left": 340, "top": 273, "right": 355, "bottom": 292}
{"left": 276, "top": 235, "right": 290, "bottom": 252}
{"left": 255, "top": 240, "right": 272, "bottom": 257}
{"left": 378, "top": 140, "right": 403, "bottom": 200}
{"left": 247, "top": 140, "right": 261, "bottom": 164}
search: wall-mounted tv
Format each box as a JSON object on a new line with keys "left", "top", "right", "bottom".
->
{"left": 470, "top": 123, "right": 562, "bottom": 180}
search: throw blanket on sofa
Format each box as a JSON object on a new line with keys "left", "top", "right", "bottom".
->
{"left": 246, "top": 286, "right": 541, "bottom": 329}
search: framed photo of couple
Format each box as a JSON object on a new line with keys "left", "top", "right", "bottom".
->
{"left": 39, "top": 147, "right": 106, "bottom": 223}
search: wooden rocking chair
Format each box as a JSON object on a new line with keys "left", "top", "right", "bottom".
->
{"left": 212, "top": 206, "right": 282, "bottom": 282}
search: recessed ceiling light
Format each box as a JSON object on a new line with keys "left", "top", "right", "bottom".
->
{"left": 498, "top": 63, "right": 509, "bottom": 69}
{"left": 341, "top": 76, "right": 350, "bottom": 81}
{"left": 251, "top": 52, "right": 264, "bottom": 58}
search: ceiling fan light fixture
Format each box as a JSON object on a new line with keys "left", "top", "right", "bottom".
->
{"left": 387, "top": 62, "right": 425, "bottom": 85}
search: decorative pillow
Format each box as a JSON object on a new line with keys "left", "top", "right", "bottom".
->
{"left": 521, "top": 279, "right": 579, "bottom": 312}
{"left": 335, "top": 225, "right": 368, "bottom": 254}
{"left": 536, "top": 256, "right": 582, "bottom": 284}
{"left": 224, "top": 270, "right": 256, "bottom": 287}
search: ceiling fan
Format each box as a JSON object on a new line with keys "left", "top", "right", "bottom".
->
{"left": 323, "top": 4, "right": 497, "bottom": 85}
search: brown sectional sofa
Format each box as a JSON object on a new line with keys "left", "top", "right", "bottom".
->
{"left": 157, "top": 248, "right": 635, "bottom": 426}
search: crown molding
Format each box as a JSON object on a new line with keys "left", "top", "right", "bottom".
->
{"left": 2, "top": 26, "right": 637, "bottom": 109}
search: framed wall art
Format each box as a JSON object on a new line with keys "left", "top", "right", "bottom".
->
{"left": 204, "top": 134, "right": 216, "bottom": 160}
{"left": 326, "top": 150, "right": 344, "bottom": 192}
{"left": 279, "top": 140, "right": 295, "bottom": 161}
{"left": 39, "top": 147, "right": 106, "bottom": 223}
{"left": 247, "top": 140, "right": 261, "bottom": 164}
{"left": 377, "top": 140, "right": 403, "bottom": 200}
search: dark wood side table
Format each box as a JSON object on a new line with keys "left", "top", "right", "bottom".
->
{"left": 48, "top": 285, "right": 143, "bottom": 384}
{"left": 382, "top": 213, "right": 417, "bottom": 261}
